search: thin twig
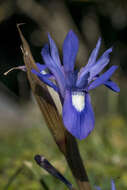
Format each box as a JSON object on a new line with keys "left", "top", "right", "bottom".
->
{"left": 4, "top": 166, "right": 23, "bottom": 190}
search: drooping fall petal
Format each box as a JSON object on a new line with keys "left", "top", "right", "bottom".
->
{"left": 62, "top": 91, "right": 94, "bottom": 140}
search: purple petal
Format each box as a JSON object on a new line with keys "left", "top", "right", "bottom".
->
{"left": 41, "top": 44, "right": 54, "bottom": 68}
{"left": 36, "top": 62, "right": 53, "bottom": 77}
{"left": 94, "top": 186, "right": 101, "bottom": 190}
{"left": 88, "top": 47, "right": 112, "bottom": 82}
{"left": 65, "top": 71, "right": 77, "bottom": 89}
{"left": 41, "top": 44, "right": 66, "bottom": 97}
{"left": 62, "top": 30, "right": 79, "bottom": 72}
{"left": 48, "top": 33, "right": 61, "bottom": 67}
{"left": 31, "top": 69, "right": 59, "bottom": 92}
{"left": 86, "top": 37, "right": 102, "bottom": 69}
{"left": 104, "top": 80, "right": 120, "bottom": 92}
{"left": 76, "top": 72, "right": 90, "bottom": 89}
{"left": 77, "top": 38, "right": 101, "bottom": 84}
{"left": 111, "top": 180, "right": 116, "bottom": 190}
{"left": 36, "top": 63, "right": 47, "bottom": 72}
{"left": 62, "top": 91, "right": 94, "bottom": 140}
{"left": 88, "top": 65, "right": 118, "bottom": 91}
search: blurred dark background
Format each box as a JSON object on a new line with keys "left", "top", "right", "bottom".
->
{"left": 0, "top": 0, "right": 127, "bottom": 190}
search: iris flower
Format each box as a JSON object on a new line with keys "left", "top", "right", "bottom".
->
{"left": 32, "top": 30, "right": 120, "bottom": 140}
{"left": 95, "top": 180, "right": 116, "bottom": 190}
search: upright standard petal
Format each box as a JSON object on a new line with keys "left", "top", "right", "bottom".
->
{"left": 48, "top": 33, "right": 61, "bottom": 67}
{"left": 62, "top": 30, "right": 79, "bottom": 72}
{"left": 77, "top": 38, "right": 101, "bottom": 84}
{"left": 41, "top": 44, "right": 66, "bottom": 97}
{"left": 62, "top": 91, "right": 94, "bottom": 140}
{"left": 88, "top": 65, "right": 118, "bottom": 91}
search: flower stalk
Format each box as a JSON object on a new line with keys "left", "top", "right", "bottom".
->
{"left": 17, "top": 25, "right": 91, "bottom": 190}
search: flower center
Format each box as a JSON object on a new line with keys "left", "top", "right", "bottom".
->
{"left": 72, "top": 91, "right": 85, "bottom": 112}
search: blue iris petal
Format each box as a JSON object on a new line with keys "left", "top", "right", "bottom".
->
{"left": 88, "top": 65, "right": 118, "bottom": 91}
{"left": 95, "top": 180, "right": 116, "bottom": 190}
{"left": 62, "top": 91, "right": 94, "bottom": 140}
{"left": 77, "top": 38, "right": 101, "bottom": 85}
{"left": 104, "top": 80, "right": 120, "bottom": 92}
{"left": 36, "top": 62, "right": 53, "bottom": 78}
{"left": 41, "top": 44, "right": 66, "bottom": 97}
{"left": 88, "top": 47, "right": 112, "bottom": 82}
{"left": 94, "top": 186, "right": 101, "bottom": 190}
{"left": 62, "top": 30, "right": 79, "bottom": 72}
{"left": 86, "top": 37, "right": 102, "bottom": 69}
{"left": 48, "top": 33, "right": 61, "bottom": 67}
{"left": 65, "top": 71, "right": 78, "bottom": 89}
{"left": 111, "top": 180, "right": 116, "bottom": 190}
{"left": 41, "top": 44, "right": 53, "bottom": 66}
{"left": 31, "top": 69, "right": 59, "bottom": 92}
{"left": 36, "top": 63, "right": 47, "bottom": 72}
{"left": 76, "top": 72, "right": 90, "bottom": 89}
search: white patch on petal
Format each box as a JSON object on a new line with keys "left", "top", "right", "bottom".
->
{"left": 40, "top": 70, "right": 48, "bottom": 75}
{"left": 72, "top": 92, "right": 85, "bottom": 112}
